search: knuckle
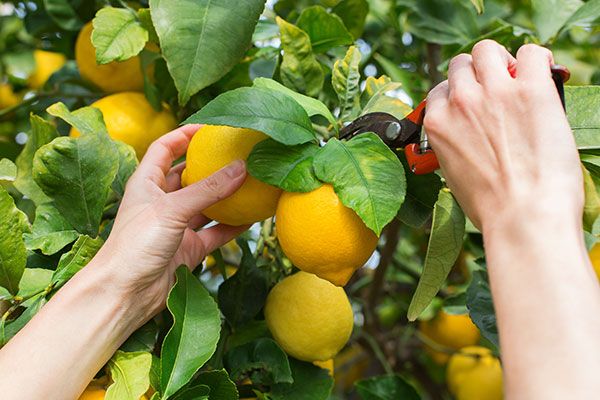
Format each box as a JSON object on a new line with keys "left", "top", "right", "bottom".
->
{"left": 423, "top": 111, "right": 445, "bottom": 136}
{"left": 472, "top": 39, "right": 499, "bottom": 55}
{"left": 449, "top": 53, "right": 471, "bottom": 68}
{"left": 448, "top": 87, "right": 476, "bottom": 111}
{"left": 198, "top": 175, "right": 226, "bottom": 202}
{"left": 516, "top": 43, "right": 550, "bottom": 59}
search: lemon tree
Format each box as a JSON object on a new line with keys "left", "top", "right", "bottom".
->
{"left": 2, "top": 1, "right": 600, "bottom": 399}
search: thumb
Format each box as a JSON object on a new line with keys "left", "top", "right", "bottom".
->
{"left": 165, "top": 159, "right": 247, "bottom": 222}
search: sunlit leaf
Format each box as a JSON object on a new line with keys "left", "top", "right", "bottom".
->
{"left": 1, "top": 295, "right": 46, "bottom": 345}
{"left": 23, "top": 204, "right": 79, "bottom": 255}
{"left": 46, "top": 102, "right": 109, "bottom": 137}
{"left": 468, "top": 0, "right": 484, "bottom": 14}
{"left": 51, "top": 235, "right": 104, "bottom": 287}
{"left": 92, "top": 7, "right": 149, "bottom": 64}
{"left": 565, "top": 86, "right": 600, "bottom": 149}
{"left": 565, "top": 0, "right": 600, "bottom": 27}
{"left": 296, "top": 6, "right": 354, "bottom": 53}
{"left": 583, "top": 166, "right": 600, "bottom": 232}
{"left": 407, "top": 189, "right": 465, "bottom": 321}
{"left": 532, "top": 0, "right": 583, "bottom": 43}
{"left": 0, "top": 159, "right": 17, "bottom": 183}
{"left": 106, "top": 350, "right": 153, "bottom": 400}
{"left": 332, "top": 46, "right": 361, "bottom": 122}
{"left": 112, "top": 141, "right": 139, "bottom": 198}
{"left": 0, "top": 187, "right": 28, "bottom": 295}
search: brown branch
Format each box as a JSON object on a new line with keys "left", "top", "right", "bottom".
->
{"left": 426, "top": 43, "right": 445, "bottom": 87}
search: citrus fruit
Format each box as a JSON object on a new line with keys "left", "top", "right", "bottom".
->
{"left": 275, "top": 183, "right": 378, "bottom": 286}
{"left": 264, "top": 271, "right": 353, "bottom": 362}
{"left": 313, "top": 359, "right": 334, "bottom": 376}
{"left": 0, "top": 83, "right": 21, "bottom": 109}
{"left": 588, "top": 242, "right": 600, "bottom": 281}
{"left": 419, "top": 310, "right": 481, "bottom": 364}
{"left": 69, "top": 92, "right": 177, "bottom": 159}
{"left": 75, "top": 21, "right": 146, "bottom": 93}
{"left": 181, "top": 125, "right": 282, "bottom": 226}
{"left": 28, "top": 50, "right": 67, "bottom": 89}
{"left": 446, "top": 346, "right": 503, "bottom": 400}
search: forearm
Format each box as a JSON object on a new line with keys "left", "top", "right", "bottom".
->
{"left": 0, "top": 261, "right": 142, "bottom": 399}
{"left": 483, "top": 210, "right": 600, "bottom": 399}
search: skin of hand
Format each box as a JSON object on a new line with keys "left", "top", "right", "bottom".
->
{"left": 425, "top": 40, "right": 600, "bottom": 399}
{"left": 0, "top": 124, "right": 249, "bottom": 399}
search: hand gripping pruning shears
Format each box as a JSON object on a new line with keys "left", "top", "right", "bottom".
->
{"left": 338, "top": 64, "right": 570, "bottom": 175}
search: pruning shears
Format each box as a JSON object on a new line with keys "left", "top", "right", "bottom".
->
{"left": 339, "top": 64, "right": 570, "bottom": 175}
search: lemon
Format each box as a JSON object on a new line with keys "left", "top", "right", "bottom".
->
{"left": 588, "top": 242, "right": 600, "bottom": 281}
{"left": 275, "top": 184, "right": 378, "bottom": 286}
{"left": 69, "top": 92, "right": 177, "bottom": 159}
{"left": 75, "top": 21, "right": 146, "bottom": 93}
{"left": 264, "top": 271, "right": 353, "bottom": 362}
{"left": 181, "top": 125, "right": 282, "bottom": 226}
{"left": 28, "top": 50, "right": 67, "bottom": 89}
{"left": 419, "top": 310, "right": 481, "bottom": 365}
{"left": 0, "top": 83, "right": 21, "bottom": 109}
{"left": 447, "top": 346, "right": 503, "bottom": 400}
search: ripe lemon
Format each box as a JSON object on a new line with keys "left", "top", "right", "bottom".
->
{"left": 0, "top": 83, "right": 21, "bottom": 109}
{"left": 181, "top": 125, "right": 282, "bottom": 226}
{"left": 419, "top": 310, "right": 481, "bottom": 365}
{"left": 446, "top": 346, "right": 503, "bottom": 400}
{"left": 75, "top": 21, "right": 146, "bottom": 93}
{"left": 588, "top": 242, "right": 600, "bottom": 281}
{"left": 275, "top": 184, "right": 378, "bottom": 286}
{"left": 28, "top": 50, "right": 67, "bottom": 89}
{"left": 264, "top": 271, "right": 353, "bottom": 362}
{"left": 69, "top": 92, "right": 177, "bottom": 159}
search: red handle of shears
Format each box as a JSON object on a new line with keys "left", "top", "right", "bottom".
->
{"left": 404, "top": 64, "right": 570, "bottom": 175}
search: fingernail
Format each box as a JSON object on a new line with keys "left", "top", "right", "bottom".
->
{"left": 224, "top": 159, "right": 246, "bottom": 178}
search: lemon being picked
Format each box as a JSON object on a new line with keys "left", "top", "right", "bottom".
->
{"left": 275, "top": 183, "right": 378, "bottom": 286}
{"left": 419, "top": 310, "right": 481, "bottom": 365}
{"left": 28, "top": 50, "right": 67, "bottom": 89}
{"left": 588, "top": 242, "right": 600, "bottom": 281}
{"left": 75, "top": 21, "right": 147, "bottom": 93}
{"left": 264, "top": 271, "right": 353, "bottom": 362}
{"left": 69, "top": 92, "right": 177, "bottom": 159}
{"left": 181, "top": 125, "right": 282, "bottom": 226}
{"left": 447, "top": 346, "right": 503, "bottom": 400}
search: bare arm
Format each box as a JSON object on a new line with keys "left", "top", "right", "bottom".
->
{"left": 425, "top": 40, "right": 600, "bottom": 399}
{"left": 0, "top": 125, "right": 248, "bottom": 399}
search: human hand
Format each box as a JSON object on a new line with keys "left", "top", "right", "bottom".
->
{"left": 89, "top": 124, "right": 249, "bottom": 323}
{"left": 424, "top": 40, "right": 582, "bottom": 234}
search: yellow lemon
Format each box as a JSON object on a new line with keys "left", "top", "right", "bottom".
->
{"left": 28, "top": 50, "right": 67, "bottom": 89}
{"left": 264, "top": 271, "right": 353, "bottom": 362}
{"left": 69, "top": 92, "right": 177, "bottom": 159}
{"left": 588, "top": 242, "right": 600, "bottom": 281}
{"left": 313, "top": 359, "right": 334, "bottom": 376}
{"left": 419, "top": 310, "right": 481, "bottom": 365}
{"left": 447, "top": 346, "right": 503, "bottom": 400}
{"left": 75, "top": 21, "right": 146, "bottom": 93}
{"left": 275, "top": 184, "right": 378, "bottom": 286}
{"left": 181, "top": 125, "right": 282, "bottom": 226}
{"left": 0, "top": 83, "right": 21, "bottom": 109}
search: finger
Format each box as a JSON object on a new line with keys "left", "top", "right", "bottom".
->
{"left": 189, "top": 214, "right": 211, "bottom": 230}
{"left": 165, "top": 158, "right": 247, "bottom": 222}
{"left": 195, "top": 223, "right": 250, "bottom": 255}
{"left": 447, "top": 53, "right": 478, "bottom": 92}
{"left": 471, "top": 40, "right": 516, "bottom": 87}
{"left": 426, "top": 80, "right": 449, "bottom": 111}
{"left": 515, "top": 44, "right": 555, "bottom": 83}
{"left": 165, "top": 162, "right": 186, "bottom": 192}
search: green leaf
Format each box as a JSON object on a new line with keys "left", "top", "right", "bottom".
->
{"left": 277, "top": 16, "right": 324, "bottom": 97}
{"left": 565, "top": 0, "right": 600, "bottom": 27}
{"left": 46, "top": 102, "right": 109, "bottom": 137}
{"left": 227, "top": 319, "right": 270, "bottom": 349}
{"left": 106, "top": 350, "right": 153, "bottom": 400}
{"left": 396, "top": 156, "right": 443, "bottom": 228}
{"left": 14, "top": 115, "right": 58, "bottom": 206}
{"left": 183, "top": 87, "right": 316, "bottom": 146}
{"left": 583, "top": 166, "right": 600, "bottom": 232}
{"left": 23, "top": 204, "right": 79, "bottom": 255}
{"left": 0, "top": 287, "right": 11, "bottom": 301}
{"left": 150, "top": 0, "right": 265, "bottom": 105}
{"left": 0, "top": 159, "right": 17, "bottom": 183}
{"left": 269, "top": 358, "right": 334, "bottom": 400}
{"left": 313, "top": 133, "right": 406, "bottom": 236}
{"left": 581, "top": 153, "right": 600, "bottom": 177}
{"left": 171, "top": 385, "right": 210, "bottom": 400}
{"left": 332, "top": 46, "right": 361, "bottom": 122}
{"left": 161, "top": 265, "right": 221, "bottom": 399}
{"left": 296, "top": 6, "right": 354, "bottom": 53}
{"left": 565, "top": 86, "right": 600, "bottom": 149}
{"left": 138, "top": 8, "right": 160, "bottom": 44}
{"left": 16, "top": 268, "right": 53, "bottom": 304}
{"left": 150, "top": 355, "right": 161, "bottom": 394}
{"left": 121, "top": 319, "right": 159, "bottom": 353}
{"left": 32, "top": 132, "right": 119, "bottom": 236}
{"left": 407, "top": 189, "right": 465, "bottom": 321}
{"left": 332, "top": 0, "right": 369, "bottom": 39}
{"left": 217, "top": 238, "right": 268, "bottom": 327}
{"left": 1, "top": 295, "right": 46, "bottom": 345}
{"left": 532, "top": 0, "right": 583, "bottom": 43}
{"left": 468, "top": 0, "right": 484, "bottom": 14}
{"left": 247, "top": 139, "right": 321, "bottom": 193}
{"left": 189, "top": 370, "right": 238, "bottom": 400}
{"left": 51, "top": 235, "right": 104, "bottom": 287}
{"left": 0, "top": 187, "right": 28, "bottom": 295}
{"left": 360, "top": 76, "right": 399, "bottom": 109}
{"left": 466, "top": 267, "right": 499, "bottom": 347}
{"left": 42, "top": 0, "right": 84, "bottom": 31}
{"left": 354, "top": 374, "right": 420, "bottom": 400}
{"left": 253, "top": 77, "right": 337, "bottom": 131}
{"left": 112, "top": 141, "right": 139, "bottom": 197}
{"left": 224, "top": 338, "right": 293, "bottom": 385}
{"left": 442, "top": 293, "right": 469, "bottom": 315}
{"left": 92, "top": 7, "right": 149, "bottom": 64}
{"left": 397, "top": 0, "right": 479, "bottom": 45}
